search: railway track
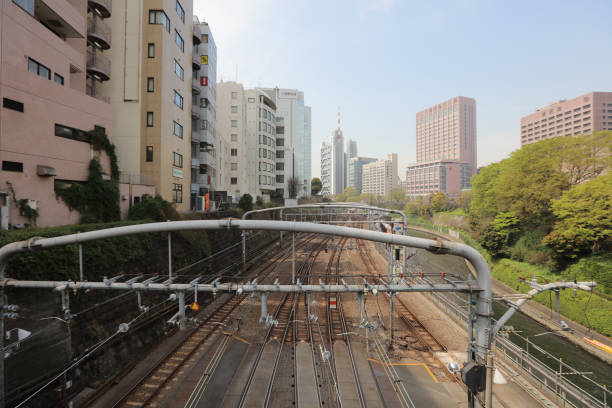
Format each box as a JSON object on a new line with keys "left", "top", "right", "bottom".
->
{"left": 106, "top": 234, "right": 316, "bottom": 408}
{"left": 356, "top": 236, "right": 454, "bottom": 382}
{"left": 326, "top": 237, "right": 366, "bottom": 408}
{"left": 239, "top": 236, "right": 329, "bottom": 408}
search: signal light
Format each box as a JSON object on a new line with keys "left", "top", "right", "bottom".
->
{"left": 191, "top": 302, "right": 199, "bottom": 311}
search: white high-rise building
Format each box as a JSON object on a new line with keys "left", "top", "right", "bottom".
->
{"left": 362, "top": 154, "right": 398, "bottom": 197}
{"left": 245, "top": 89, "right": 277, "bottom": 199}
{"left": 320, "top": 142, "right": 332, "bottom": 196}
{"left": 191, "top": 17, "right": 217, "bottom": 210}
{"left": 217, "top": 82, "right": 248, "bottom": 202}
{"left": 300, "top": 106, "right": 312, "bottom": 197}
{"left": 261, "top": 88, "right": 310, "bottom": 198}
{"left": 330, "top": 114, "right": 345, "bottom": 195}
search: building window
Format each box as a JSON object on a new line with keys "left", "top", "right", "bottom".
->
{"left": 146, "top": 112, "right": 154, "bottom": 127}
{"left": 3, "top": 98, "right": 24, "bottom": 112}
{"left": 248, "top": 97, "right": 255, "bottom": 103}
{"left": 147, "top": 77, "right": 154, "bottom": 92}
{"left": 2, "top": 161, "right": 23, "bottom": 172}
{"left": 54, "top": 73, "right": 64, "bottom": 85}
{"left": 174, "top": 30, "right": 184, "bottom": 52}
{"left": 231, "top": 163, "right": 238, "bottom": 171}
{"left": 146, "top": 146, "right": 153, "bottom": 162}
{"left": 175, "top": 0, "right": 185, "bottom": 23}
{"left": 173, "top": 90, "right": 183, "bottom": 109}
{"left": 231, "top": 106, "right": 238, "bottom": 113}
{"left": 149, "top": 10, "right": 170, "bottom": 32}
{"left": 55, "top": 124, "right": 90, "bottom": 143}
{"left": 173, "top": 60, "right": 184, "bottom": 80}
{"left": 276, "top": 162, "right": 284, "bottom": 171}
{"left": 231, "top": 148, "right": 237, "bottom": 156}
{"left": 173, "top": 121, "right": 183, "bottom": 138}
{"left": 200, "top": 98, "right": 209, "bottom": 108}
{"left": 201, "top": 34, "right": 208, "bottom": 43}
{"left": 231, "top": 134, "right": 238, "bottom": 142}
{"left": 231, "top": 92, "right": 238, "bottom": 100}
{"left": 173, "top": 183, "right": 183, "bottom": 203}
{"left": 231, "top": 120, "right": 237, "bottom": 128}
{"left": 173, "top": 152, "right": 183, "bottom": 168}
{"left": 27, "top": 57, "right": 50, "bottom": 80}
{"left": 276, "top": 150, "right": 284, "bottom": 159}
{"left": 148, "top": 43, "right": 155, "bottom": 58}
{"left": 201, "top": 119, "right": 208, "bottom": 130}
{"left": 231, "top": 177, "right": 238, "bottom": 185}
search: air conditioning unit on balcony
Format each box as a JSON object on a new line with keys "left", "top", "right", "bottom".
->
{"left": 37, "top": 165, "right": 56, "bottom": 177}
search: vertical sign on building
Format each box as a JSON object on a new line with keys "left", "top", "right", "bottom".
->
{"left": 201, "top": 55, "right": 208, "bottom": 65}
{"left": 205, "top": 193, "right": 210, "bottom": 211}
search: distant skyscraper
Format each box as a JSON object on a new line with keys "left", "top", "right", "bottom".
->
{"left": 405, "top": 96, "right": 476, "bottom": 197}
{"left": 331, "top": 112, "right": 345, "bottom": 195}
{"left": 347, "top": 157, "right": 376, "bottom": 194}
{"left": 320, "top": 142, "right": 332, "bottom": 196}
{"left": 346, "top": 139, "right": 358, "bottom": 158}
{"left": 362, "top": 154, "right": 398, "bottom": 196}
{"left": 520, "top": 91, "right": 612, "bottom": 146}
{"left": 300, "top": 106, "right": 312, "bottom": 197}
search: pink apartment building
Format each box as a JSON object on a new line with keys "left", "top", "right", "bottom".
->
{"left": 520, "top": 91, "right": 612, "bottom": 146}
{"left": 0, "top": 0, "right": 114, "bottom": 228}
{"left": 405, "top": 96, "right": 476, "bottom": 197}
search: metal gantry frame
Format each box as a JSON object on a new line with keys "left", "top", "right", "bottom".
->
{"left": 0, "top": 218, "right": 596, "bottom": 408}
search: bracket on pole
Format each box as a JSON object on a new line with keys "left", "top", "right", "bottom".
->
{"left": 126, "top": 275, "right": 142, "bottom": 287}
{"left": 103, "top": 274, "right": 123, "bottom": 286}
{"left": 162, "top": 276, "right": 175, "bottom": 286}
{"left": 142, "top": 275, "right": 158, "bottom": 287}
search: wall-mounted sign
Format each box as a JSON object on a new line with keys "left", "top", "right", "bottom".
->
{"left": 201, "top": 55, "right": 208, "bottom": 65}
{"left": 172, "top": 168, "right": 184, "bottom": 178}
{"left": 200, "top": 76, "right": 208, "bottom": 86}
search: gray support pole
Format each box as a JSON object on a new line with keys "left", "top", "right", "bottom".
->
{"left": 168, "top": 232, "right": 172, "bottom": 279}
{"left": 485, "top": 346, "right": 494, "bottom": 408}
{"left": 78, "top": 244, "right": 83, "bottom": 282}
{"left": 259, "top": 292, "right": 268, "bottom": 323}
{"left": 178, "top": 291, "right": 186, "bottom": 330}
{"left": 389, "top": 293, "right": 394, "bottom": 348}
{"left": 292, "top": 232, "right": 296, "bottom": 284}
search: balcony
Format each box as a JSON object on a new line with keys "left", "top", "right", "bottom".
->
{"left": 87, "top": 15, "right": 111, "bottom": 49}
{"left": 191, "top": 130, "right": 200, "bottom": 143}
{"left": 86, "top": 49, "right": 110, "bottom": 81}
{"left": 193, "top": 24, "right": 202, "bottom": 45}
{"left": 88, "top": 0, "right": 112, "bottom": 18}
{"left": 191, "top": 158, "right": 200, "bottom": 168}
{"left": 192, "top": 54, "right": 200, "bottom": 72}
{"left": 191, "top": 104, "right": 200, "bottom": 119}
{"left": 192, "top": 76, "right": 200, "bottom": 94}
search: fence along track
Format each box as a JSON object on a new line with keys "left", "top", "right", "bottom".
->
{"left": 111, "top": 234, "right": 315, "bottom": 408}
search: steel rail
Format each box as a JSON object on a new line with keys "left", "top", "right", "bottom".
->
{"left": 238, "top": 237, "right": 322, "bottom": 408}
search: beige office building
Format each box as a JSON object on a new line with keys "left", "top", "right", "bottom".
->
{"left": 99, "top": 0, "right": 193, "bottom": 211}
{"left": 217, "top": 81, "right": 248, "bottom": 201}
{"left": 362, "top": 154, "right": 398, "bottom": 197}
{"left": 1, "top": 0, "right": 115, "bottom": 227}
{"left": 520, "top": 91, "right": 612, "bottom": 146}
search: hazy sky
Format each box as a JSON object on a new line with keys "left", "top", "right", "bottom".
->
{"left": 194, "top": 0, "right": 612, "bottom": 178}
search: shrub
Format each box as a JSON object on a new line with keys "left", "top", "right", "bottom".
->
{"left": 128, "top": 194, "right": 178, "bottom": 222}
{"left": 238, "top": 194, "right": 253, "bottom": 213}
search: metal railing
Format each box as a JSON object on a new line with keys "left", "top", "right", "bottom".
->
{"left": 427, "top": 288, "right": 610, "bottom": 408}
{"left": 86, "top": 49, "right": 110, "bottom": 79}
{"left": 87, "top": 15, "right": 111, "bottom": 48}
{"left": 88, "top": 0, "right": 112, "bottom": 17}
{"left": 119, "top": 172, "right": 154, "bottom": 186}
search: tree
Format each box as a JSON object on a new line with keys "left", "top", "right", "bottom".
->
{"left": 311, "top": 177, "right": 322, "bottom": 195}
{"left": 430, "top": 192, "right": 450, "bottom": 213}
{"left": 287, "top": 177, "right": 299, "bottom": 199}
{"left": 388, "top": 189, "right": 407, "bottom": 210}
{"left": 543, "top": 174, "right": 612, "bottom": 261}
{"left": 238, "top": 194, "right": 253, "bottom": 212}
{"left": 128, "top": 194, "right": 176, "bottom": 221}
{"left": 459, "top": 190, "right": 472, "bottom": 213}
{"left": 255, "top": 196, "right": 264, "bottom": 208}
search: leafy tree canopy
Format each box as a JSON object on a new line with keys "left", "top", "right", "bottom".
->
{"left": 311, "top": 177, "right": 322, "bottom": 195}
